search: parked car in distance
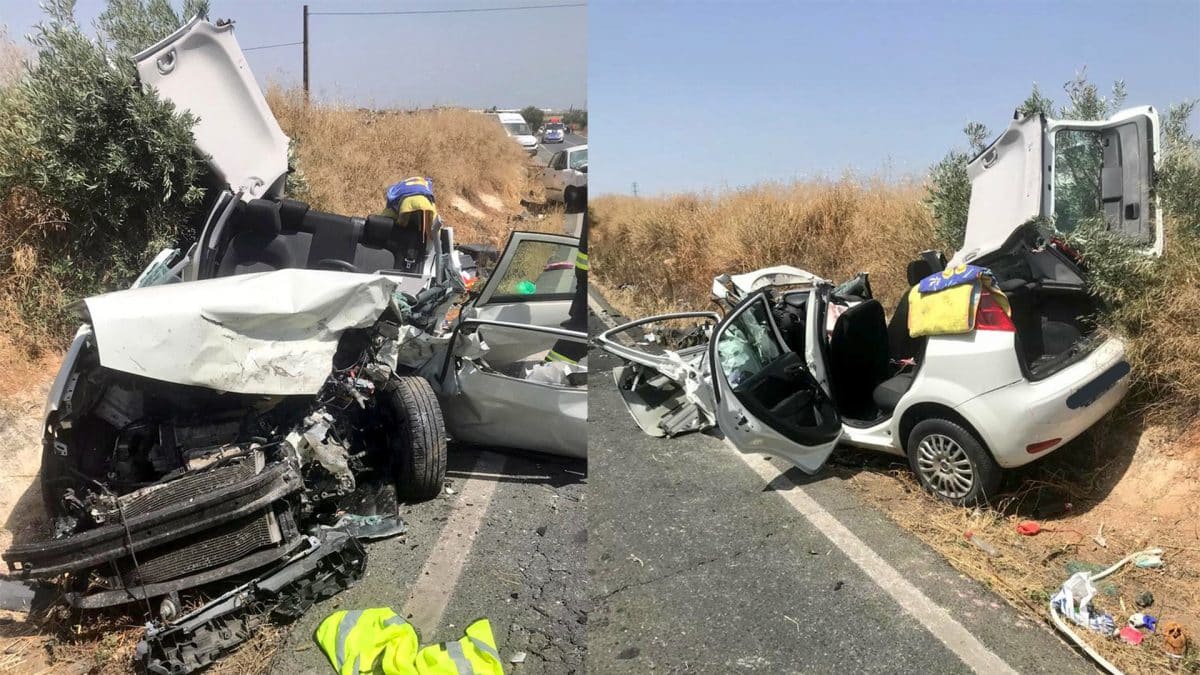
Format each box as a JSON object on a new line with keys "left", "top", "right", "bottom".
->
{"left": 599, "top": 106, "right": 1162, "bottom": 505}
{"left": 542, "top": 144, "right": 587, "bottom": 205}
{"left": 491, "top": 111, "right": 539, "bottom": 155}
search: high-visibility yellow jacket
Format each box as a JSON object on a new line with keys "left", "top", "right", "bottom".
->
{"left": 414, "top": 618, "right": 504, "bottom": 675}
{"left": 316, "top": 607, "right": 420, "bottom": 675}
{"left": 316, "top": 611, "right": 504, "bottom": 675}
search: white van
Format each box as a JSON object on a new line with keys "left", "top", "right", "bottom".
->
{"left": 492, "top": 111, "right": 539, "bottom": 155}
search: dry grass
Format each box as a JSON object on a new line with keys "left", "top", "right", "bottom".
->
{"left": 590, "top": 177, "right": 936, "bottom": 318}
{"left": 267, "top": 87, "right": 541, "bottom": 247}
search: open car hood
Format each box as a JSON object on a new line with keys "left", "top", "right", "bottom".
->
{"left": 84, "top": 270, "right": 397, "bottom": 395}
{"left": 134, "top": 16, "right": 290, "bottom": 200}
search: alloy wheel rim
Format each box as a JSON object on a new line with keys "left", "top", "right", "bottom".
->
{"left": 915, "top": 433, "right": 974, "bottom": 499}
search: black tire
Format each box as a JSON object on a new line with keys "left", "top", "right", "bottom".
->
{"left": 906, "top": 418, "right": 1001, "bottom": 506}
{"left": 563, "top": 185, "right": 584, "bottom": 212}
{"left": 381, "top": 376, "right": 447, "bottom": 501}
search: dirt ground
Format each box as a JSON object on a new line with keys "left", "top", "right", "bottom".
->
{"left": 833, "top": 411, "right": 1200, "bottom": 674}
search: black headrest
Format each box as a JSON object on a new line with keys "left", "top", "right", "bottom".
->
{"left": 833, "top": 299, "right": 886, "bottom": 337}
{"left": 906, "top": 259, "right": 934, "bottom": 286}
{"left": 242, "top": 199, "right": 282, "bottom": 237}
{"left": 278, "top": 198, "right": 310, "bottom": 231}
{"left": 363, "top": 215, "right": 394, "bottom": 246}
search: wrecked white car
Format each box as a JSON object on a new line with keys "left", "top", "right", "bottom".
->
{"left": 1, "top": 16, "right": 585, "bottom": 674}
{"left": 600, "top": 106, "right": 1160, "bottom": 505}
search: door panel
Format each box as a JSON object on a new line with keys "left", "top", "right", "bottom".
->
{"left": 466, "top": 231, "right": 579, "bottom": 364}
{"left": 1047, "top": 106, "right": 1161, "bottom": 253}
{"left": 437, "top": 319, "right": 586, "bottom": 458}
{"left": 712, "top": 293, "right": 841, "bottom": 473}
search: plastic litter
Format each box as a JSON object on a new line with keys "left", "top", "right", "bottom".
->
{"left": 1092, "top": 524, "right": 1107, "bottom": 549}
{"left": 964, "top": 531, "right": 998, "bottom": 556}
{"left": 1128, "top": 613, "right": 1157, "bottom": 631}
{"left": 1162, "top": 621, "right": 1187, "bottom": 658}
{"left": 1118, "top": 625, "right": 1144, "bottom": 646}
{"left": 1133, "top": 552, "right": 1163, "bottom": 569}
{"left": 1049, "top": 547, "right": 1163, "bottom": 675}
{"left": 1016, "top": 520, "right": 1041, "bottom": 536}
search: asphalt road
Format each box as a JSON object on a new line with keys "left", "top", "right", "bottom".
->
{"left": 534, "top": 132, "right": 586, "bottom": 163}
{"left": 270, "top": 446, "right": 587, "bottom": 674}
{"left": 586, "top": 295, "right": 1094, "bottom": 675}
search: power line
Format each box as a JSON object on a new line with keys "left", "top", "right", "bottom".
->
{"left": 244, "top": 40, "right": 303, "bottom": 51}
{"left": 309, "top": 2, "right": 585, "bottom": 17}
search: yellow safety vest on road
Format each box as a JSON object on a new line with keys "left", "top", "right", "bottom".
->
{"left": 315, "top": 607, "right": 420, "bottom": 675}
{"left": 414, "top": 618, "right": 504, "bottom": 675}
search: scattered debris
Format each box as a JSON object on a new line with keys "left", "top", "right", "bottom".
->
{"left": 964, "top": 531, "right": 998, "bottom": 557}
{"left": 1133, "top": 552, "right": 1163, "bottom": 569}
{"left": 1117, "top": 625, "right": 1144, "bottom": 646}
{"left": 1016, "top": 520, "right": 1041, "bottom": 536}
{"left": 1091, "top": 524, "right": 1107, "bottom": 549}
{"left": 1050, "top": 547, "right": 1165, "bottom": 675}
{"left": 1127, "top": 613, "right": 1157, "bottom": 631}
{"left": 1135, "top": 591, "right": 1154, "bottom": 609}
{"left": 783, "top": 615, "right": 800, "bottom": 634}
{"left": 510, "top": 651, "right": 527, "bottom": 664}
{"left": 1162, "top": 620, "right": 1187, "bottom": 658}
{"left": 833, "top": 580, "right": 844, "bottom": 591}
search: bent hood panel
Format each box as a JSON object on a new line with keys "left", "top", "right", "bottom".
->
{"left": 135, "top": 17, "right": 290, "bottom": 199}
{"left": 85, "top": 270, "right": 397, "bottom": 395}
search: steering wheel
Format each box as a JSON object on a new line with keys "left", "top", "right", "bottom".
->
{"left": 315, "top": 258, "right": 360, "bottom": 273}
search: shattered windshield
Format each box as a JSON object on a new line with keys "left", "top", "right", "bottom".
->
{"left": 568, "top": 149, "right": 588, "bottom": 170}
{"left": 504, "top": 122, "right": 532, "bottom": 135}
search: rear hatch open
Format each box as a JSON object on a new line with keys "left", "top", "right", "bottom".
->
{"left": 958, "top": 106, "right": 1161, "bottom": 380}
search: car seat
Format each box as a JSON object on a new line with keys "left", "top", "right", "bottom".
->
{"left": 216, "top": 199, "right": 298, "bottom": 276}
{"left": 828, "top": 299, "right": 890, "bottom": 419}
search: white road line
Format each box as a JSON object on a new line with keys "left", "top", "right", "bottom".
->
{"left": 402, "top": 450, "right": 507, "bottom": 632}
{"left": 589, "top": 295, "right": 1019, "bottom": 675}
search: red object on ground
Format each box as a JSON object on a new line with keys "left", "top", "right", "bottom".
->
{"left": 1119, "top": 626, "right": 1145, "bottom": 646}
{"left": 1016, "top": 521, "right": 1041, "bottom": 536}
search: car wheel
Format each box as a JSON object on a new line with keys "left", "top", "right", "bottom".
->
{"left": 381, "top": 375, "right": 447, "bottom": 500}
{"left": 564, "top": 186, "right": 581, "bottom": 210}
{"left": 906, "top": 418, "right": 1001, "bottom": 506}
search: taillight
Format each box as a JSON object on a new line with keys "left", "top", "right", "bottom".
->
{"left": 975, "top": 290, "right": 1015, "bottom": 332}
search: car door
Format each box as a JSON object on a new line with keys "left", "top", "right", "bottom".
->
{"left": 710, "top": 291, "right": 842, "bottom": 474}
{"left": 544, "top": 152, "right": 568, "bottom": 200}
{"left": 435, "top": 319, "right": 586, "bottom": 458}
{"left": 596, "top": 312, "right": 721, "bottom": 437}
{"left": 461, "top": 230, "right": 579, "bottom": 364}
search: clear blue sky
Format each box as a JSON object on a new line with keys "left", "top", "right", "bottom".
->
{"left": 589, "top": 0, "right": 1200, "bottom": 195}
{"left": 0, "top": 0, "right": 586, "bottom": 109}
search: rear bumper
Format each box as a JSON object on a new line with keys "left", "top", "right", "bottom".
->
{"left": 957, "top": 338, "right": 1130, "bottom": 469}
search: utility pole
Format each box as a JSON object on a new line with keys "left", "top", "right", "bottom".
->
{"left": 302, "top": 5, "right": 310, "bottom": 100}
{"left": 632, "top": 182, "right": 639, "bottom": 197}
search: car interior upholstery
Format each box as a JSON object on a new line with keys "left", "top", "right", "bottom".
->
{"left": 216, "top": 198, "right": 429, "bottom": 277}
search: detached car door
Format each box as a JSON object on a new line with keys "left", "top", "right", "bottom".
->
{"left": 711, "top": 291, "right": 842, "bottom": 473}
{"left": 463, "top": 230, "right": 580, "bottom": 364}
